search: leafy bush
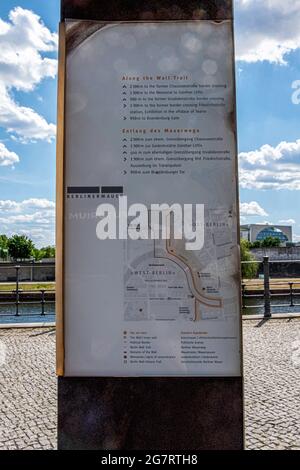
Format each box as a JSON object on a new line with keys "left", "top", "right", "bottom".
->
{"left": 7, "top": 235, "right": 34, "bottom": 260}
{"left": 240, "top": 239, "right": 259, "bottom": 279}
{"left": 1, "top": 233, "right": 55, "bottom": 261}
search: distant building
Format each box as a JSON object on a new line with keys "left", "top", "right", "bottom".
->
{"left": 240, "top": 224, "right": 292, "bottom": 245}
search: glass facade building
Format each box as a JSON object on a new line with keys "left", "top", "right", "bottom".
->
{"left": 256, "top": 227, "right": 288, "bottom": 243}
{"left": 240, "top": 224, "right": 292, "bottom": 245}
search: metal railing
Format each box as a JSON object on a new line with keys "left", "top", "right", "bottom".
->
{"left": 1, "top": 259, "right": 300, "bottom": 320}
{"left": 242, "top": 256, "right": 300, "bottom": 318}
{"left": 0, "top": 263, "right": 55, "bottom": 319}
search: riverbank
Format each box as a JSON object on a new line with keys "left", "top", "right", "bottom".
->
{"left": 1, "top": 278, "right": 299, "bottom": 293}
{"left": 0, "top": 282, "right": 55, "bottom": 291}
{"left": 243, "top": 278, "right": 300, "bottom": 291}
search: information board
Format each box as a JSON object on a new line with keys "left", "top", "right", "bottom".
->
{"left": 59, "top": 20, "right": 242, "bottom": 376}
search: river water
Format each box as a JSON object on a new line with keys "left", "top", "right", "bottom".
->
{"left": 0, "top": 303, "right": 55, "bottom": 324}
{"left": 0, "top": 298, "right": 299, "bottom": 324}
{"left": 243, "top": 295, "right": 300, "bottom": 315}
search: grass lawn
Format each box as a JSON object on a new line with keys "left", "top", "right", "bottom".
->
{"left": 1, "top": 279, "right": 300, "bottom": 292}
{"left": 243, "top": 278, "right": 300, "bottom": 290}
{"left": 0, "top": 282, "right": 55, "bottom": 292}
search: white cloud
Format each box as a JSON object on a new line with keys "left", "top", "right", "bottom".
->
{"left": 0, "top": 85, "right": 56, "bottom": 142}
{"left": 21, "top": 198, "right": 55, "bottom": 209}
{"left": 240, "top": 201, "right": 268, "bottom": 216}
{"left": 0, "top": 198, "right": 55, "bottom": 212}
{"left": 0, "top": 7, "right": 57, "bottom": 91}
{"left": 239, "top": 139, "right": 300, "bottom": 190}
{"left": 0, "top": 7, "right": 57, "bottom": 142}
{"left": 0, "top": 142, "right": 19, "bottom": 166}
{"left": 278, "top": 218, "right": 296, "bottom": 225}
{"left": 0, "top": 210, "right": 54, "bottom": 225}
{"left": 18, "top": 227, "right": 54, "bottom": 247}
{"left": 235, "top": 0, "right": 300, "bottom": 64}
{"left": 0, "top": 198, "right": 55, "bottom": 247}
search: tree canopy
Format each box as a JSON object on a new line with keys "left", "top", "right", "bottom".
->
{"left": 7, "top": 235, "right": 34, "bottom": 260}
{"left": 240, "top": 239, "right": 259, "bottom": 279}
{"left": 0, "top": 233, "right": 55, "bottom": 261}
{"left": 249, "top": 236, "right": 282, "bottom": 249}
{"left": 0, "top": 234, "right": 9, "bottom": 259}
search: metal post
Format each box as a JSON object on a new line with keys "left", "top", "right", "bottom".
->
{"left": 31, "top": 259, "right": 34, "bottom": 282}
{"left": 263, "top": 256, "right": 271, "bottom": 318}
{"left": 289, "top": 282, "right": 294, "bottom": 307}
{"left": 15, "top": 265, "right": 20, "bottom": 316}
{"left": 41, "top": 289, "right": 45, "bottom": 316}
{"left": 242, "top": 283, "right": 246, "bottom": 309}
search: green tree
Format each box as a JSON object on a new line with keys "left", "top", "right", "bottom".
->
{"left": 7, "top": 235, "right": 34, "bottom": 260}
{"left": 32, "top": 247, "right": 43, "bottom": 261}
{"left": 0, "top": 234, "right": 9, "bottom": 259}
{"left": 32, "top": 245, "right": 55, "bottom": 261}
{"left": 240, "top": 239, "right": 259, "bottom": 279}
{"left": 41, "top": 246, "right": 55, "bottom": 258}
{"left": 260, "top": 236, "right": 281, "bottom": 248}
{"left": 249, "top": 240, "right": 261, "bottom": 249}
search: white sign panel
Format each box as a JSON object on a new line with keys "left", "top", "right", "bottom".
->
{"left": 63, "top": 20, "right": 242, "bottom": 376}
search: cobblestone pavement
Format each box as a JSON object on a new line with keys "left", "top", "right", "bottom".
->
{"left": 0, "top": 327, "right": 56, "bottom": 450}
{"left": 243, "top": 318, "right": 300, "bottom": 450}
{"left": 0, "top": 319, "right": 299, "bottom": 450}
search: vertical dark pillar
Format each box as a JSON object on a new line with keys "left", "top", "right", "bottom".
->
{"left": 58, "top": 0, "right": 244, "bottom": 450}
{"left": 263, "top": 256, "right": 271, "bottom": 318}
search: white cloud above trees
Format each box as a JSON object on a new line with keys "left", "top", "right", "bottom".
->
{"left": 0, "top": 198, "right": 55, "bottom": 247}
{"left": 240, "top": 201, "right": 268, "bottom": 217}
{"left": 0, "top": 198, "right": 55, "bottom": 212}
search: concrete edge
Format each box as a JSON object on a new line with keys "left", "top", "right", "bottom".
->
{"left": 0, "top": 322, "right": 56, "bottom": 329}
{"left": 1, "top": 314, "right": 300, "bottom": 329}
{"left": 242, "top": 313, "right": 300, "bottom": 320}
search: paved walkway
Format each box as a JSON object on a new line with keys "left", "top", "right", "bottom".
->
{"left": 0, "top": 319, "right": 299, "bottom": 450}
{"left": 0, "top": 327, "right": 56, "bottom": 450}
{"left": 244, "top": 318, "right": 300, "bottom": 450}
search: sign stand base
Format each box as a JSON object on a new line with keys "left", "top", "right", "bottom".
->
{"left": 58, "top": 377, "right": 243, "bottom": 450}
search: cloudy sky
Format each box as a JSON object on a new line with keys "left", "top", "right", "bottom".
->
{"left": 0, "top": 0, "right": 299, "bottom": 246}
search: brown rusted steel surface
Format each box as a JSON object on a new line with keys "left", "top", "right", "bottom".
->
{"left": 61, "top": 0, "right": 233, "bottom": 22}
{"left": 58, "top": 377, "right": 243, "bottom": 450}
